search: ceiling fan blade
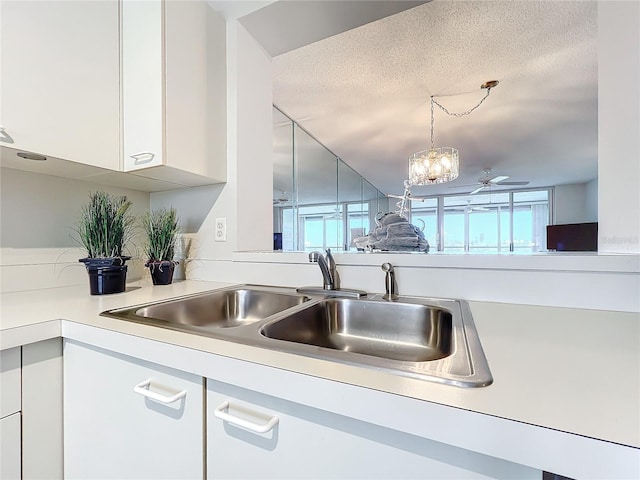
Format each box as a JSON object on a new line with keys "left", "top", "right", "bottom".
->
{"left": 387, "top": 193, "right": 433, "bottom": 201}
{"left": 469, "top": 186, "right": 486, "bottom": 195}
{"left": 496, "top": 181, "right": 530, "bottom": 185}
{"left": 489, "top": 175, "right": 510, "bottom": 184}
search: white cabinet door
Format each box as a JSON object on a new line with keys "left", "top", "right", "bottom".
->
{"left": 121, "top": 0, "right": 227, "bottom": 185}
{"left": 0, "top": 0, "right": 120, "bottom": 170}
{"left": 22, "top": 339, "right": 63, "bottom": 479}
{"left": 64, "top": 340, "right": 203, "bottom": 480}
{"left": 0, "top": 348, "right": 21, "bottom": 480}
{"left": 207, "top": 378, "right": 538, "bottom": 480}
{"left": 0, "top": 347, "right": 20, "bottom": 418}
{"left": 121, "top": 0, "right": 164, "bottom": 171}
{"left": 0, "top": 413, "right": 21, "bottom": 480}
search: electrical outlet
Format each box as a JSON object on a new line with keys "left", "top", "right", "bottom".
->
{"left": 214, "top": 217, "right": 227, "bottom": 242}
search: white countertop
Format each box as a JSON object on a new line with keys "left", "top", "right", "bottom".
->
{"left": 1, "top": 279, "right": 638, "bottom": 449}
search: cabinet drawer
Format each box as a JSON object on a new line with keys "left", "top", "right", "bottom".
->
{"left": 64, "top": 340, "right": 203, "bottom": 480}
{"left": 207, "top": 379, "right": 539, "bottom": 479}
{"left": 0, "top": 348, "right": 21, "bottom": 418}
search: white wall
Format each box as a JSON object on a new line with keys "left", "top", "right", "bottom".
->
{"left": 554, "top": 183, "right": 590, "bottom": 224}
{"left": 151, "top": 20, "right": 272, "bottom": 262}
{"left": 0, "top": 167, "right": 150, "bottom": 292}
{"left": 598, "top": 1, "right": 640, "bottom": 253}
{"left": 234, "top": 21, "right": 273, "bottom": 251}
{"left": 585, "top": 177, "right": 598, "bottom": 222}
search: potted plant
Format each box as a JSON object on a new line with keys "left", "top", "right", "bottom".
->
{"left": 142, "top": 207, "right": 180, "bottom": 285}
{"left": 77, "top": 191, "right": 135, "bottom": 295}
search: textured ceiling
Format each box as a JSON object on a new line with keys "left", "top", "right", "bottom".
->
{"left": 272, "top": 0, "right": 598, "bottom": 196}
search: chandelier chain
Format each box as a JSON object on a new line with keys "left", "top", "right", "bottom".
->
{"left": 430, "top": 97, "right": 435, "bottom": 148}
{"left": 431, "top": 87, "right": 493, "bottom": 118}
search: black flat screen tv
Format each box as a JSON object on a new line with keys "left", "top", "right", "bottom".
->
{"left": 546, "top": 222, "right": 598, "bottom": 252}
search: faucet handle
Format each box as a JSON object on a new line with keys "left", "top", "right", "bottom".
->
{"left": 324, "top": 248, "right": 339, "bottom": 289}
{"left": 309, "top": 251, "right": 321, "bottom": 263}
{"left": 381, "top": 263, "right": 398, "bottom": 300}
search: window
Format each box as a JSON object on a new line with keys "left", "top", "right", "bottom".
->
{"left": 281, "top": 208, "right": 296, "bottom": 251}
{"left": 297, "top": 204, "right": 345, "bottom": 252}
{"left": 409, "top": 198, "right": 437, "bottom": 250}
{"left": 412, "top": 189, "right": 550, "bottom": 253}
{"left": 513, "top": 190, "right": 550, "bottom": 252}
{"left": 281, "top": 188, "right": 551, "bottom": 254}
{"left": 346, "top": 202, "right": 369, "bottom": 251}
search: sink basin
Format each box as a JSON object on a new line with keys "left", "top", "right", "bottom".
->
{"left": 260, "top": 296, "right": 492, "bottom": 388}
{"left": 102, "top": 286, "right": 310, "bottom": 330}
{"left": 102, "top": 286, "right": 492, "bottom": 388}
{"left": 260, "top": 299, "right": 452, "bottom": 362}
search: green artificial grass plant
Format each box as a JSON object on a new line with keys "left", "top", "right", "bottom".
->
{"left": 143, "top": 207, "right": 180, "bottom": 263}
{"left": 77, "top": 191, "right": 135, "bottom": 259}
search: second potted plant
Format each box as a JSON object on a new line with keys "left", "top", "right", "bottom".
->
{"left": 143, "top": 207, "right": 180, "bottom": 285}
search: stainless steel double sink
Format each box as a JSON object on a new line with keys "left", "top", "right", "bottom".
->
{"left": 101, "top": 285, "right": 493, "bottom": 388}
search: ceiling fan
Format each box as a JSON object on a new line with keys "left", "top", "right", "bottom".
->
{"left": 457, "top": 168, "right": 530, "bottom": 195}
{"left": 273, "top": 190, "right": 290, "bottom": 205}
{"left": 324, "top": 208, "right": 343, "bottom": 220}
{"left": 453, "top": 200, "right": 489, "bottom": 213}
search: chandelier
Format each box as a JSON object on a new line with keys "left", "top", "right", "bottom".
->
{"left": 408, "top": 81, "right": 499, "bottom": 186}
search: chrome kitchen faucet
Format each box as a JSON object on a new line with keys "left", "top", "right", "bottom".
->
{"left": 297, "top": 249, "right": 366, "bottom": 298}
{"left": 309, "top": 249, "right": 337, "bottom": 290}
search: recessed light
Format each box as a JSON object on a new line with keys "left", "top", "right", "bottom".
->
{"left": 17, "top": 152, "right": 47, "bottom": 161}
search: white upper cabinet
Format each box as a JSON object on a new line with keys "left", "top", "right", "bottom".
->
{"left": 0, "top": 0, "right": 120, "bottom": 170}
{"left": 122, "top": 0, "right": 227, "bottom": 186}
{"left": 1, "top": 0, "right": 226, "bottom": 191}
{"left": 121, "top": 0, "right": 164, "bottom": 172}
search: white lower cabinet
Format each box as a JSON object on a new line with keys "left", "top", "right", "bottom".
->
{"left": 206, "top": 378, "right": 538, "bottom": 480}
{"left": 0, "top": 347, "right": 20, "bottom": 419}
{"left": 0, "top": 413, "right": 21, "bottom": 480}
{"left": 0, "top": 347, "right": 21, "bottom": 480}
{"left": 63, "top": 340, "right": 204, "bottom": 479}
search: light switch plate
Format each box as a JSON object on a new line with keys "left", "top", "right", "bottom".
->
{"left": 214, "top": 217, "right": 227, "bottom": 242}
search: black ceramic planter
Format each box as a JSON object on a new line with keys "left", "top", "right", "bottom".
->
{"left": 146, "top": 261, "right": 176, "bottom": 285}
{"left": 79, "top": 257, "right": 130, "bottom": 295}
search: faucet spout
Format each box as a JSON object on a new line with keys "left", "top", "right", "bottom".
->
{"left": 309, "top": 251, "right": 334, "bottom": 290}
{"left": 298, "top": 250, "right": 366, "bottom": 298}
{"left": 324, "top": 249, "right": 338, "bottom": 288}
